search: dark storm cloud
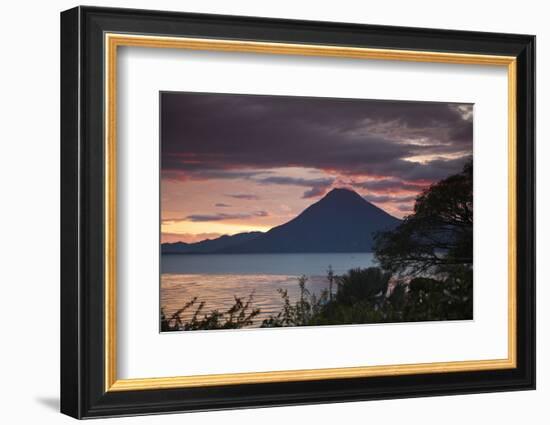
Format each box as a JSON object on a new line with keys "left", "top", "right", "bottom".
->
{"left": 162, "top": 168, "right": 269, "bottom": 182}
{"left": 161, "top": 92, "right": 473, "bottom": 182}
{"left": 350, "top": 155, "right": 472, "bottom": 187}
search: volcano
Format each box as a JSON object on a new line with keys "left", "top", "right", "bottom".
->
{"left": 222, "top": 188, "right": 400, "bottom": 253}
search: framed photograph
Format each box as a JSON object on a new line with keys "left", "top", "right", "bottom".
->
{"left": 60, "top": 6, "right": 535, "bottom": 419}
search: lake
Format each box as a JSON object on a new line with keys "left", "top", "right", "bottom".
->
{"left": 161, "top": 253, "right": 376, "bottom": 328}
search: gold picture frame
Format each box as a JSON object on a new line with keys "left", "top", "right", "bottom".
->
{"left": 104, "top": 33, "right": 517, "bottom": 392}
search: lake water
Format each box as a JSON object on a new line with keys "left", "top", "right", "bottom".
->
{"left": 161, "top": 253, "right": 376, "bottom": 328}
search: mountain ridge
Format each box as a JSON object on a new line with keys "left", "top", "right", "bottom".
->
{"left": 162, "top": 231, "right": 263, "bottom": 254}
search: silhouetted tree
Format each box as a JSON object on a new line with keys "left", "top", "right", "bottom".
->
{"left": 374, "top": 160, "right": 473, "bottom": 277}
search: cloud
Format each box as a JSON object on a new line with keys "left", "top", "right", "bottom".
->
{"left": 161, "top": 232, "right": 223, "bottom": 243}
{"left": 215, "top": 203, "right": 231, "bottom": 207}
{"left": 353, "top": 178, "right": 426, "bottom": 193}
{"left": 256, "top": 176, "right": 332, "bottom": 186}
{"left": 184, "top": 211, "right": 269, "bottom": 222}
{"left": 302, "top": 186, "right": 330, "bottom": 199}
{"left": 398, "top": 156, "right": 472, "bottom": 181}
{"left": 364, "top": 194, "right": 418, "bottom": 204}
{"left": 161, "top": 92, "right": 473, "bottom": 182}
{"left": 162, "top": 168, "right": 270, "bottom": 183}
{"left": 396, "top": 204, "right": 414, "bottom": 212}
{"left": 256, "top": 176, "right": 335, "bottom": 199}
{"left": 225, "top": 193, "right": 260, "bottom": 200}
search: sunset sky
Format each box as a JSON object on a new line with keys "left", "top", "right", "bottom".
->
{"left": 161, "top": 92, "right": 473, "bottom": 243}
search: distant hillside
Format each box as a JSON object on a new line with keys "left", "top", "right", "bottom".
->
{"left": 161, "top": 188, "right": 401, "bottom": 254}
{"left": 162, "top": 231, "right": 263, "bottom": 254}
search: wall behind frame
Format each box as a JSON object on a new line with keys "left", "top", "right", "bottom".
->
{"left": 0, "top": 1, "right": 544, "bottom": 424}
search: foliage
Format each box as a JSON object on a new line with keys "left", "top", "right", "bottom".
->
{"left": 335, "top": 267, "right": 391, "bottom": 306}
{"left": 374, "top": 160, "right": 473, "bottom": 277}
{"left": 260, "top": 265, "right": 471, "bottom": 327}
{"left": 393, "top": 268, "right": 472, "bottom": 322}
{"left": 260, "top": 276, "right": 329, "bottom": 327}
{"left": 161, "top": 293, "right": 260, "bottom": 331}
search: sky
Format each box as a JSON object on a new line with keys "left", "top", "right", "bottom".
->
{"left": 161, "top": 92, "right": 473, "bottom": 243}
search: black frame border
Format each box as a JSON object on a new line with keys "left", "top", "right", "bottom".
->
{"left": 60, "top": 6, "right": 535, "bottom": 419}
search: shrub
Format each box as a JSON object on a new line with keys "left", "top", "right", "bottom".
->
{"left": 161, "top": 292, "right": 260, "bottom": 331}
{"left": 335, "top": 267, "right": 391, "bottom": 306}
{"left": 261, "top": 276, "right": 329, "bottom": 327}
